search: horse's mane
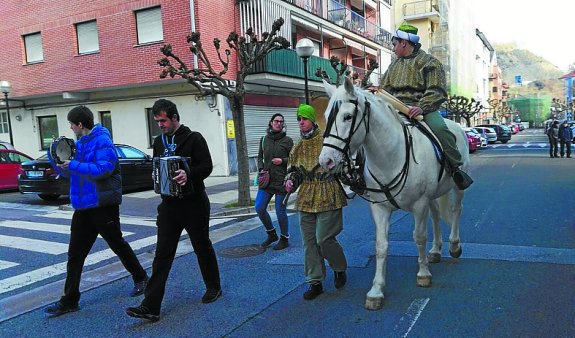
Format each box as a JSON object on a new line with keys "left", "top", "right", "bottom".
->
{"left": 354, "top": 87, "right": 405, "bottom": 125}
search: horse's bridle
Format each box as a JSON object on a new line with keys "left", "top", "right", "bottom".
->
{"left": 322, "top": 96, "right": 413, "bottom": 209}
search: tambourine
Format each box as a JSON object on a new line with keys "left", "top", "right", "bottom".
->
{"left": 50, "top": 136, "right": 76, "bottom": 164}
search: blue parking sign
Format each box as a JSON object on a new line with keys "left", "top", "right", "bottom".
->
{"left": 515, "top": 75, "right": 522, "bottom": 84}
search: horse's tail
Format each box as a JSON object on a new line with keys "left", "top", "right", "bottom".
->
{"left": 437, "top": 192, "right": 453, "bottom": 225}
{"left": 437, "top": 188, "right": 464, "bottom": 226}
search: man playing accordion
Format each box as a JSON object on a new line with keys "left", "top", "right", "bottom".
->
{"left": 126, "top": 99, "right": 221, "bottom": 322}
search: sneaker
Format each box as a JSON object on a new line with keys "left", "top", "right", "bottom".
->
{"left": 130, "top": 276, "right": 149, "bottom": 297}
{"left": 126, "top": 305, "right": 160, "bottom": 322}
{"left": 201, "top": 288, "right": 222, "bottom": 304}
{"left": 44, "top": 301, "right": 79, "bottom": 317}
{"left": 261, "top": 230, "right": 279, "bottom": 248}
{"left": 303, "top": 282, "right": 323, "bottom": 300}
{"left": 334, "top": 271, "right": 347, "bottom": 289}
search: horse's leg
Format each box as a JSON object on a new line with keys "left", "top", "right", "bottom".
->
{"left": 428, "top": 198, "right": 442, "bottom": 263}
{"left": 412, "top": 202, "right": 432, "bottom": 287}
{"left": 365, "top": 203, "right": 391, "bottom": 311}
{"left": 448, "top": 190, "right": 464, "bottom": 258}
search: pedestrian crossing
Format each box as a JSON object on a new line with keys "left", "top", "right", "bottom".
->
{"left": 0, "top": 207, "right": 237, "bottom": 295}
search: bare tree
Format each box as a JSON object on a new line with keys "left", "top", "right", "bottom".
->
{"left": 445, "top": 96, "right": 483, "bottom": 126}
{"left": 315, "top": 56, "right": 379, "bottom": 89}
{"left": 158, "top": 18, "right": 290, "bottom": 207}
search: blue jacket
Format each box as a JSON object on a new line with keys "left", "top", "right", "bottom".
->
{"left": 558, "top": 125, "right": 573, "bottom": 142}
{"left": 49, "top": 124, "right": 122, "bottom": 210}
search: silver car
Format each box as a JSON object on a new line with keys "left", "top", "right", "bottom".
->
{"left": 473, "top": 126, "right": 497, "bottom": 144}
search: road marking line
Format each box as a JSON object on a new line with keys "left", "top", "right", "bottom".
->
{"left": 0, "top": 260, "right": 18, "bottom": 271}
{"left": 0, "top": 235, "right": 69, "bottom": 255}
{"left": 393, "top": 298, "right": 430, "bottom": 338}
{"left": 0, "top": 202, "right": 59, "bottom": 212}
{"left": 0, "top": 235, "right": 160, "bottom": 294}
{"left": 38, "top": 210, "right": 233, "bottom": 227}
{"left": 0, "top": 221, "right": 133, "bottom": 236}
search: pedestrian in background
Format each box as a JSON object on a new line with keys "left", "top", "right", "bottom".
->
{"left": 44, "top": 106, "right": 148, "bottom": 317}
{"left": 126, "top": 99, "right": 221, "bottom": 322}
{"left": 284, "top": 104, "right": 348, "bottom": 301}
{"left": 257, "top": 113, "right": 294, "bottom": 250}
{"left": 547, "top": 120, "right": 559, "bottom": 158}
{"left": 558, "top": 120, "right": 572, "bottom": 158}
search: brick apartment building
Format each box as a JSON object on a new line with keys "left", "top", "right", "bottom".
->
{"left": 0, "top": 0, "right": 394, "bottom": 175}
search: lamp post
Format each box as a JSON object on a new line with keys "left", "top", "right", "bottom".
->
{"left": 296, "top": 38, "right": 315, "bottom": 104}
{"left": 0, "top": 81, "right": 13, "bottom": 146}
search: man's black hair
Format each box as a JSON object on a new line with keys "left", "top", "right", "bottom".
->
{"left": 67, "top": 106, "right": 95, "bottom": 130}
{"left": 152, "top": 99, "right": 180, "bottom": 121}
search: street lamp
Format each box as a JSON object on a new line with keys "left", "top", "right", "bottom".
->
{"left": 0, "top": 80, "right": 13, "bottom": 146}
{"left": 296, "top": 38, "right": 315, "bottom": 104}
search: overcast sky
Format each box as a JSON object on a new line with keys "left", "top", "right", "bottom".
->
{"left": 473, "top": 0, "right": 574, "bottom": 72}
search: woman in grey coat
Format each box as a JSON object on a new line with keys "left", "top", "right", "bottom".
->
{"left": 256, "top": 113, "right": 294, "bottom": 250}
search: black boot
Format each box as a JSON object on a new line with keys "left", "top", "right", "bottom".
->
{"left": 272, "top": 235, "right": 289, "bottom": 250}
{"left": 334, "top": 271, "right": 347, "bottom": 289}
{"left": 452, "top": 167, "right": 473, "bottom": 190}
{"left": 303, "top": 282, "right": 323, "bottom": 300}
{"left": 261, "top": 229, "right": 278, "bottom": 248}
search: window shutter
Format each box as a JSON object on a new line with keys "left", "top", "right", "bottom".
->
{"left": 136, "top": 7, "right": 163, "bottom": 44}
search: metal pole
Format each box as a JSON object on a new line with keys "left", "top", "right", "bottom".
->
{"left": 303, "top": 57, "right": 309, "bottom": 105}
{"left": 3, "top": 92, "right": 13, "bottom": 146}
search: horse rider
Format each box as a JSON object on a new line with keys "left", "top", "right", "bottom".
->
{"left": 380, "top": 23, "right": 473, "bottom": 190}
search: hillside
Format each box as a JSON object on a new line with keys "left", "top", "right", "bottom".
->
{"left": 494, "top": 43, "right": 566, "bottom": 98}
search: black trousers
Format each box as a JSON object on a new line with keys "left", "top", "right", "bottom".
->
{"left": 142, "top": 191, "right": 220, "bottom": 314}
{"left": 61, "top": 205, "right": 147, "bottom": 306}
{"left": 560, "top": 140, "right": 572, "bottom": 157}
{"left": 549, "top": 137, "right": 559, "bottom": 157}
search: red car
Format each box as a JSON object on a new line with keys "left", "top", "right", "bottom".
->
{"left": 465, "top": 131, "right": 481, "bottom": 153}
{"left": 0, "top": 149, "right": 33, "bottom": 190}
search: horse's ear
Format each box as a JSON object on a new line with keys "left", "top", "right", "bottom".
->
{"left": 344, "top": 77, "right": 355, "bottom": 96}
{"left": 323, "top": 79, "right": 335, "bottom": 97}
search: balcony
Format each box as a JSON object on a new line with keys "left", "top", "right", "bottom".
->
{"left": 402, "top": 0, "right": 441, "bottom": 23}
{"left": 249, "top": 49, "right": 381, "bottom": 88}
{"left": 282, "top": 0, "right": 392, "bottom": 49}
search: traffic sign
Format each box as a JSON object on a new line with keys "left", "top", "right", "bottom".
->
{"left": 515, "top": 75, "right": 522, "bottom": 85}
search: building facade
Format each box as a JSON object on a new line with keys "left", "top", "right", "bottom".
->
{"left": 0, "top": 0, "right": 394, "bottom": 175}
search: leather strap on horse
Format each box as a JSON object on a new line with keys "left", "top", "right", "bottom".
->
{"left": 410, "top": 118, "right": 447, "bottom": 182}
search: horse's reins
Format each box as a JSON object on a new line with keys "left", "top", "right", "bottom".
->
{"left": 322, "top": 97, "right": 413, "bottom": 209}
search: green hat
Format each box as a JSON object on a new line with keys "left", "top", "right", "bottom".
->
{"left": 297, "top": 104, "right": 316, "bottom": 123}
{"left": 394, "top": 23, "right": 420, "bottom": 43}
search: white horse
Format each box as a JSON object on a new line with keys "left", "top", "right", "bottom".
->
{"left": 319, "top": 78, "right": 469, "bottom": 311}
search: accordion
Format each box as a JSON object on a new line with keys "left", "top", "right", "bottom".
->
{"left": 153, "top": 156, "right": 193, "bottom": 198}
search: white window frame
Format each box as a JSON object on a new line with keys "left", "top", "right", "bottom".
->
{"left": 0, "top": 111, "right": 8, "bottom": 133}
{"left": 76, "top": 20, "right": 99, "bottom": 54}
{"left": 135, "top": 7, "right": 163, "bottom": 45}
{"left": 24, "top": 32, "right": 44, "bottom": 63}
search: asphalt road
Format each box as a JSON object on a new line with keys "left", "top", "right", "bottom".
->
{"left": 0, "top": 128, "right": 573, "bottom": 337}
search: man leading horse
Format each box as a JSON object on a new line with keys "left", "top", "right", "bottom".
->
{"left": 380, "top": 23, "right": 473, "bottom": 190}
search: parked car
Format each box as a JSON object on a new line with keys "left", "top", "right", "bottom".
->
{"left": 504, "top": 124, "right": 519, "bottom": 134}
{"left": 18, "top": 144, "right": 154, "bottom": 200}
{"left": 464, "top": 128, "right": 487, "bottom": 147}
{"left": 0, "top": 141, "right": 15, "bottom": 150}
{"left": 465, "top": 131, "right": 481, "bottom": 153}
{"left": 473, "top": 126, "right": 498, "bottom": 144}
{"left": 477, "top": 124, "right": 511, "bottom": 143}
{"left": 0, "top": 149, "right": 34, "bottom": 190}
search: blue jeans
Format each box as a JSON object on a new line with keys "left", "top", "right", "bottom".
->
{"left": 255, "top": 189, "right": 289, "bottom": 237}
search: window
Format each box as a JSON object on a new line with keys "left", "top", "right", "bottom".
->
{"left": 99, "top": 111, "right": 113, "bottom": 139}
{"left": 38, "top": 116, "right": 59, "bottom": 150}
{"left": 0, "top": 112, "right": 8, "bottom": 133}
{"left": 24, "top": 32, "right": 44, "bottom": 63}
{"left": 136, "top": 7, "right": 163, "bottom": 44}
{"left": 76, "top": 20, "right": 99, "bottom": 54}
{"left": 146, "top": 108, "right": 161, "bottom": 148}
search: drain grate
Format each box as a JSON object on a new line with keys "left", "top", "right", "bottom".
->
{"left": 219, "top": 244, "right": 266, "bottom": 258}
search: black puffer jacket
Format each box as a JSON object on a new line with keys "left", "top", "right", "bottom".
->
{"left": 257, "top": 128, "right": 293, "bottom": 195}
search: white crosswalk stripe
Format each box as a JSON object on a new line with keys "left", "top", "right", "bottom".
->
{"left": 0, "top": 207, "right": 238, "bottom": 294}
{"left": 0, "top": 260, "right": 18, "bottom": 271}
{"left": 0, "top": 235, "right": 69, "bottom": 255}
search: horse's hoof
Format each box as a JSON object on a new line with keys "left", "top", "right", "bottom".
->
{"left": 428, "top": 252, "right": 441, "bottom": 264}
{"left": 365, "top": 296, "right": 384, "bottom": 311}
{"left": 449, "top": 247, "right": 462, "bottom": 258}
{"left": 417, "top": 276, "right": 432, "bottom": 287}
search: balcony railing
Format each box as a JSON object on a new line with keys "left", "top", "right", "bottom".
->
{"left": 282, "top": 0, "right": 392, "bottom": 49}
{"left": 250, "top": 49, "right": 381, "bottom": 84}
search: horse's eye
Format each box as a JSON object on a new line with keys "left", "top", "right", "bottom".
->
{"left": 343, "top": 114, "right": 353, "bottom": 122}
